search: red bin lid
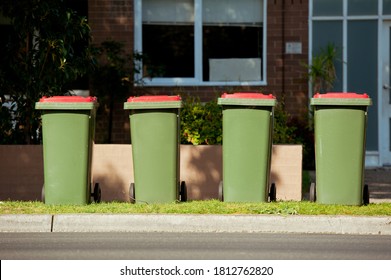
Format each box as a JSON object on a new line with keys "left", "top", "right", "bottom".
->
{"left": 313, "top": 92, "right": 369, "bottom": 99}
{"left": 39, "top": 96, "right": 97, "bottom": 102}
{"left": 127, "top": 95, "right": 181, "bottom": 102}
{"left": 220, "top": 92, "right": 276, "bottom": 99}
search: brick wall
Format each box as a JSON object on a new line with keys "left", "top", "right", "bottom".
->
{"left": 266, "top": 0, "right": 309, "bottom": 115}
{"left": 88, "top": 0, "right": 133, "bottom": 51}
{"left": 88, "top": 0, "right": 309, "bottom": 144}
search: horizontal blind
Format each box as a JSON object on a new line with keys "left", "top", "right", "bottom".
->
{"left": 142, "top": 0, "right": 194, "bottom": 24}
{"left": 203, "top": 0, "right": 263, "bottom": 25}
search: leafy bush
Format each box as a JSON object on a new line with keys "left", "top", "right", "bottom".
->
{"left": 0, "top": 0, "right": 93, "bottom": 143}
{"left": 273, "top": 102, "right": 299, "bottom": 144}
{"left": 180, "top": 97, "right": 222, "bottom": 145}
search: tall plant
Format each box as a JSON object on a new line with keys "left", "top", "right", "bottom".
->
{"left": 306, "top": 43, "right": 338, "bottom": 94}
{"left": 180, "top": 97, "right": 222, "bottom": 145}
{"left": 0, "top": 0, "right": 94, "bottom": 143}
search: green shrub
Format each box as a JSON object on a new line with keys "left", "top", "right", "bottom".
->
{"left": 273, "top": 102, "right": 299, "bottom": 144}
{"left": 180, "top": 97, "right": 222, "bottom": 145}
{"left": 0, "top": 0, "right": 93, "bottom": 144}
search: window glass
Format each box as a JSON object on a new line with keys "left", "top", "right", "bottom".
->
{"left": 203, "top": 0, "right": 263, "bottom": 82}
{"left": 312, "top": 21, "right": 343, "bottom": 92}
{"left": 313, "top": 0, "right": 343, "bottom": 16}
{"left": 140, "top": 0, "right": 264, "bottom": 83}
{"left": 347, "top": 20, "right": 378, "bottom": 150}
{"left": 348, "top": 0, "right": 377, "bottom": 15}
{"left": 384, "top": 0, "right": 391, "bottom": 15}
{"left": 142, "top": 0, "right": 194, "bottom": 78}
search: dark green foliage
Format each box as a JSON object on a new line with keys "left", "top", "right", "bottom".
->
{"left": 273, "top": 102, "right": 299, "bottom": 144}
{"left": 0, "top": 0, "right": 93, "bottom": 143}
{"left": 180, "top": 97, "right": 222, "bottom": 145}
{"left": 305, "top": 43, "right": 338, "bottom": 94}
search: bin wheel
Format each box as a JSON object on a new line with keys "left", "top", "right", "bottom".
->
{"left": 129, "top": 183, "right": 136, "bottom": 203}
{"left": 363, "top": 184, "right": 370, "bottom": 205}
{"left": 180, "top": 181, "right": 187, "bottom": 202}
{"left": 269, "top": 183, "right": 277, "bottom": 202}
{"left": 218, "top": 181, "right": 224, "bottom": 201}
{"left": 41, "top": 185, "right": 45, "bottom": 203}
{"left": 93, "top": 183, "right": 101, "bottom": 203}
{"left": 309, "top": 182, "right": 316, "bottom": 202}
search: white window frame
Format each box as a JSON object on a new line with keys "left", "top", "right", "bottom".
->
{"left": 134, "top": 0, "right": 267, "bottom": 86}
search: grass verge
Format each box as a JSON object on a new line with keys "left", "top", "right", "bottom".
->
{"left": 1, "top": 200, "right": 391, "bottom": 216}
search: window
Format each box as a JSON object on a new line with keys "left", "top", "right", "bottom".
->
{"left": 135, "top": 0, "right": 266, "bottom": 86}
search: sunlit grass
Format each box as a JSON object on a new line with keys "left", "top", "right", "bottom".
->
{"left": 1, "top": 200, "right": 391, "bottom": 216}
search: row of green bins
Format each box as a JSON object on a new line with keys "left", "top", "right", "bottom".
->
{"left": 218, "top": 93, "right": 277, "bottom": 202}
{"left": 124, "top": 95, "right": 187, "bottom": 204}
{"left": 310, "top": 92, "right": 372, "bottom": 205}
{"left": 36, "top": 92, "right": 371, "bottom": 206}
{"left": 35, "top": 96, "right": 101, "bottom": 205}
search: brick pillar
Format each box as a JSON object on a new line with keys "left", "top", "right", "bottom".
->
{"left": 266, "top": 0, "right": 309, "bottom": 117}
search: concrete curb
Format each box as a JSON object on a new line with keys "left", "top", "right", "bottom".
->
{"left": 0, "top": 214, "right": 52, "bottom": 232}
{"left": 1, "top": 214, "right": 391, "bottom": 235}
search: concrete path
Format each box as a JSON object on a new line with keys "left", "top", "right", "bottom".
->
{"left": 1, "top": 214, "right": 390, "bottom": 235}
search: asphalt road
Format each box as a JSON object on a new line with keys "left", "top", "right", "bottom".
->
{"left": 1, "top": 232, "right": 391, "bottom": 260}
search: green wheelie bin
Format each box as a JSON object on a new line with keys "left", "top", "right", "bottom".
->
{"left": 35, "top": 96, "right": 101, "bottom": 205}
{"left": 124, "top": 95, "right": 187, "bottom": 203}
{"left": 310, "top": 92, "right": 372, "bottom": 205}
{"left": 218, "top": 93, "right": 277, "bottom": 202}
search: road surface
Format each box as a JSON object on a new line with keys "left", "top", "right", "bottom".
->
{"left": 1, "top": 232, "right": 390, "bottom": 260}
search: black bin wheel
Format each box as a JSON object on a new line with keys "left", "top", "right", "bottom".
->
{"left": 269, "top": 183, "right": 277, "bottom": 202}
{"left": 309, "top": 182, "right": 316, "bottom": 202}
{"left": 93, "top": 183, "right": 101, "bottom": 203}
{"left": 363, "top": 184, "right": 369, "bottom": 205}
{"left": 129, "top": 183, "right": 135, "bottom": 203}
{"left": 180, "top": 181, "right": 187, "bottom": 202}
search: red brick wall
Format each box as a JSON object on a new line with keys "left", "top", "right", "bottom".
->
{"left": 88, "top": 0, "right": 309, "bottom": 143}
{"left": 266, "top": 0, "right": 309, "bottom": 115}
{"left": 89, "top": 0, "right": 133, "bottom": 51}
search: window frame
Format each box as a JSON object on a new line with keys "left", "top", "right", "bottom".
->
{"left": 134, "top": 0, "right": 267, "bottom": 86}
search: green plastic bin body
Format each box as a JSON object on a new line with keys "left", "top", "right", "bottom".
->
{"left": 35, "top": 96, "right": 98, "bottom": 205}
{"left": 218, "top": 93, "right": 276, "bottom": 202}
{"left": 311, "top": 93, "right": 372, "bottom": 205}
{"left": 124, "top": 96, "right": 182, "bottom": 203}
